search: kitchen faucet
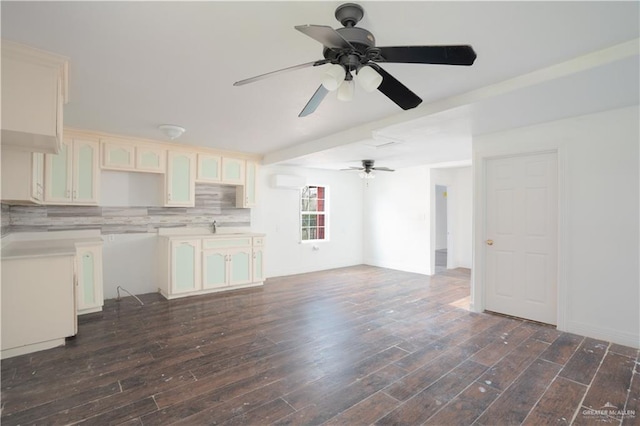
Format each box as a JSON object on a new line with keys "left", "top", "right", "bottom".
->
{"left": 212, "top": 220, "right": 217, "bottom": 234}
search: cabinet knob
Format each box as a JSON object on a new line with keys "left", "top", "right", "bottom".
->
{"left": 486, "top": 239, "right": 494, "bottom": 246}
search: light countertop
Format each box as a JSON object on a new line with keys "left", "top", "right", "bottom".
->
{"left": 157, "top": 227, "right": 265, "bottom": 239}
{"left": 1, "top": 230, "right": 103, "bottom": 260}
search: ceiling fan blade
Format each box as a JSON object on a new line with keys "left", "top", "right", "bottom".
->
{"left": 299, "top": 85, "right": 329, "bottom": 117}
{"left": 340, "top": 167, "right": 364, "bottom": 171}
{"left": 369, "top": 64, "right": 422, "bottom": 110}
{"left": 295, "top": 24, "right": 354, "bottom": 50}
{"left": 234, "top": 59, "right": 329, "bottom": 86}
{"left": 377, "top": 45, "right": 477, "bottom": 66}
{"left": 373, "top": 167, "right": 395, "bottom": 172}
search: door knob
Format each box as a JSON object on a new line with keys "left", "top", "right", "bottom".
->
{"left": 486, "top": 239, "right": 494, "bottom": 246}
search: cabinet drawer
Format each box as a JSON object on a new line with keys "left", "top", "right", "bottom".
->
{"left": 253, "top": 237, "right": 264, "bottom": 246}
{"left": 203, "top": 238, "right": 252, "bottom": 249}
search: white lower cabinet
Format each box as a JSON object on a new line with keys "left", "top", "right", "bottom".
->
{"left": 76, "top": 242, "right": 104, "bottom": 315}
{"left": 228, "top": 248, "right": 253, "bottom": 286}
{"left": 252, "top": 237, "right": 264, "bottom": 282}
{"left": 160, "top": 234, "right": 264, "bottom": 299}
{"left": 170, "top": 239, "right": 202, "bottom": 295}
{"left": 202, "top": 250, "right": 228, "bottom": 289}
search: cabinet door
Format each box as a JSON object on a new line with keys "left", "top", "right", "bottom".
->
{"left": 0, "top": 150, "right": 44, "bottom": 204}
{"left": 136, "top": 145, "right": 166, "bottom": 173}
{"left": 76, "top": 244, "right": 104, "bottom": 314}
{"left": 236, "top": 161, "right": 258, "bottom": 208}
{"left": 1, "top": 41, "right": 65, "bottom": 151}
{"left": 228, "top": 248, "right": 252, "bottom": 286}
{"left": 222, "top": 157, "right": 245, "bottom": 185}
{"left": 166, "top": 151, "right": 196, "bottom": 206}
{"left": 202, "top": 250, "right": 229, "bottom": 289}
{"left": 197, "top": 154, "right": 221, "bottom": 182}
{"left": 31, "top": 152, "right": 44, "bottom": 201}
{"left": 171, "top": 240, "right": 201, "bottom": 294}
{"left": 252, "top": 247, "right": 264, "bottom": 283}
{"left": 45, "top": 138, "right": 73, "bottom": 203}
{"left": 72, "top": 139, "right": 100, "bottom": 204}
{"left": 245, "top": 161, "right": 257, "bottom": 206}
{"left": 102, "top": 140, "right": 135, "bottom": 170}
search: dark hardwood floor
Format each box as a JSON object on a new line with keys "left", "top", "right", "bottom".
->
{"left": 1, "top": 266, "right": 638, "bottom": 425}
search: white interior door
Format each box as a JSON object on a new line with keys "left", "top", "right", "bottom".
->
{"left": 485, "top": 152, "right": 558, "bottom": 324}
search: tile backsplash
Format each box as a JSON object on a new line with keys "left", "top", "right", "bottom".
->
{"left": 1, "top": 183, "right": 250, "bottom": 235}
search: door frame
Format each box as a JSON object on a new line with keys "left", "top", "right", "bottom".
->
{"left": 430, "top": 181, "right": 455, "bottom": 273}
{"left": 472, "top": 144, "right": 568, "bottom": 331}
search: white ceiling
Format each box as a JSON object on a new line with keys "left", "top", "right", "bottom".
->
{"left": 2, "top": 1, "right": 638, "bottom": 171}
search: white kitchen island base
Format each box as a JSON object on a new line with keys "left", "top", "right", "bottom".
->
{"left": 1, "top": 255, "right": 76, "bottom": 359}
{"left": 1, "top": 230, "right": 104, "bottom": 359}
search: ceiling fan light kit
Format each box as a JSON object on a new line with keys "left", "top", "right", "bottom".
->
{"left": 234, "top": 2, "right": 477, "bottom": 117}
{"left": 337, "top": 78, "right": 355, "bottom": 101}
{"left": 321, "top": 63, "right": 346, "bottom": 91}
{"left": 356, "top": 65, "right": 383, "bottom": 92}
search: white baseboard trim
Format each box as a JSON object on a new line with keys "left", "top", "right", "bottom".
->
{"left": 1, "top": 338, "right": 66, "bottom": 359}
{"left": 363, "top": 258, "right": 430, "bottom": 276}
{"left": 267, "top": 261, "right": 363, "bottom": 279}
{"left": 563, "top": 320, "right": 639, "bottom": 349}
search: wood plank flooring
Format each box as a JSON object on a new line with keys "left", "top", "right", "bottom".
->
{"left": 1, "top": 265, "right": 638, "bottom": 425}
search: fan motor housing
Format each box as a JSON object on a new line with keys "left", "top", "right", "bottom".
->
{"left": 322, "top": 27, "right": 376, "bottom": 63}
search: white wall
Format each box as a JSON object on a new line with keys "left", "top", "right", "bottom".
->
{"left": 102, "top": 233, "right": 159, "bottom": 299}
{"left": 101, "top": 171, "right": 164, "bottom": 207}
{"left": 251, "top": 165, "right": 364, "bottom": 278}
{"left": 363, "top": 165, "right": 432, "bottom": 275}
{"left": 431, "top": 167, "right": 473, "bottom": 270}
{"left": 473, "top": 105, "right": 639, "bottom": 348}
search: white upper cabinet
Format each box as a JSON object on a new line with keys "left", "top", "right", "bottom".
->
{"left": 196, "top": 154, "right": 222, "bottom": 183}
{"left": 222, "top": 157, "right": 245, "bottom": 185}
{"left": 1, "top": 40, "right": 68, "bottom": 154}
{"left": 45, "top": 137, "right": 100, "bottom": 205}
{"left": 102, "top": 139, "right": 166, "bottom": 174}
{"left": 165, "top": 151, "right": 196, "bottom": 207}
{"left": 236, "top": 160, "right": 258, "bottom": 208}
{"left": 1, "top": 149, "right": 45, "bottom": 204}
{"left": 135, "top": 145, "right": 165, "bottom": 173}
{"left": 102, "top": 139, "right": 135, "bottom": 170}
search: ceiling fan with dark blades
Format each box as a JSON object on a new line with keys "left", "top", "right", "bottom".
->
{"left": 342, "top": 160, "right": 395, "bottom": 178}
{"left": 234, "top": 3, "right": 477, "bottom": 117}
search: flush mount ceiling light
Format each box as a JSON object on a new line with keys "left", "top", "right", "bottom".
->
{"left": 158, "top": 124, "right": 186, "bottom": 140}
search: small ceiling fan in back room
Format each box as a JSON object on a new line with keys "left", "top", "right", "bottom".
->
{"left": 234, "top": 3, "right": 477, "bottom": 117}
{"left": 343, "top": 160, "right": 394, "bottom": 179}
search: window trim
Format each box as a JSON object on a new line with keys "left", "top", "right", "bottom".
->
{"left": 299, "top": 185, "right": 329, "bottom": 243}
